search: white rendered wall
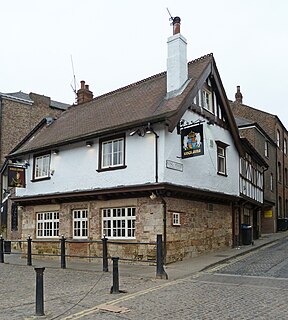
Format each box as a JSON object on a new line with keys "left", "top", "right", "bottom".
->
{"left": 16, "top": 131, "right": 162, "bottom": 197}
{"left": 161, "top": 110, "right": 240, "bottom": 196}
{"left": 16, "top": 114, "right": 239, "bottom": 198}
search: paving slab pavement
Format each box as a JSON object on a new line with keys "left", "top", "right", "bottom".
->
{"left": 3, "top": 230, "right": 288, "bottom": 280}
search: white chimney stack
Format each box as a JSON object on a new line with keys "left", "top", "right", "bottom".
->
{"left": 167, "top": 16, "right": 188, "bottom": 95}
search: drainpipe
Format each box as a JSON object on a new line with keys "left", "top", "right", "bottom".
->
{"left": 157, "top": 192, "right": 167, "bottom": 264}
{"left": 147, "top": 124, "right": 159, "bottom": 183}
{"left": 0, "top": 95, "right": 3, "bottom": 230}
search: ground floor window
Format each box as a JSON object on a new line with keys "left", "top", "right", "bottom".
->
{"left": 73, "top": 209, "right": 88, "bottom": 238}
{"left": 37, "top": 211, "right": 59, "bottom": 238}
{"left": 172, "top": 212, "right": 181, "bottom": 226}
{"left": 102, "top": 207, "right": 136, "bottom": 239}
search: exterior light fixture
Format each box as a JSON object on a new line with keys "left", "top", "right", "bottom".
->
{"left": 86, "top": 141, "right": 93, "bottom": 147}
{"left": 146, "top": 123, "right": 153, "bottom": 134}
{"left": 52, "top": 149, "right": 59, "bottom": 155}
{"left": 150, "top": 192, "right": 157, "bottom": 200}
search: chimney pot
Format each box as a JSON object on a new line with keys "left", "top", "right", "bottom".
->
{"left": 235, "top": 85, "right": 243, "bottom": 103}
{"left": 77, "top": 80, "right": 93, "bottom": 104}
{"left": 172, "top": 16, "right": 181, "bottom": 35}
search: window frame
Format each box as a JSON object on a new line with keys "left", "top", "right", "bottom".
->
{"left": 33, "top": 152, "right": 51, "bottom": 181}
{"left": 216, "top": 141, "right": 228, "bottom": 176}
{"left": 276, "top": 129, "right": 280, "bottom": 148}
{"left": 102, "top": 207, "right": 136, "bottom": 239}
{"left": 36, "top": 211, "right": 59, "bottom": 238}
{"left": 264, "top": 141, "right": 269, "bottom": 158}
{"left": 284, "top": 138, "right": 287, "bottom": 155}
{"left": 202, "top": 89, "right": 214, "bottom": 114}
{"left": 73, "top": 209, "right": 88, "bottom": 239}
{"left": 98, "top": 134, "right": 126, "bottom": 172}
{"left": 172, "top": 212, "right": 181, "bottom": 226}
{"left": 278, "top": 161, "right": 282, "bottom": 183}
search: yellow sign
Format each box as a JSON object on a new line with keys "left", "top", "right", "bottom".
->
{"left": 264, "top": 210, "right": 273, "bottom": 218}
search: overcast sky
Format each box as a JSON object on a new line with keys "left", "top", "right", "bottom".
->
{"left": 1, "top": 1, "right": 287, "bottom": 127}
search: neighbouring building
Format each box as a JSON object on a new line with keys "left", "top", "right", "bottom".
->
{"left": 5, "top": 17, "right": 266, "bottom": 262}
{"left": 0, "top": 91, "right": 69, "bottom": 237}
{"left": 231, "top": 86, "right": 288, "bottom": 232}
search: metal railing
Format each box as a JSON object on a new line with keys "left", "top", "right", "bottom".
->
{"left": 0, "top": 234, "right": 167, "bottom": 279}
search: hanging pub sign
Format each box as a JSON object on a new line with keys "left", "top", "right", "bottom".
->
{"left": 181, "top": 124, "right": 204, "bottom": 158}
{"left": 8, "top": 165, "right": 26, "bottom": 188}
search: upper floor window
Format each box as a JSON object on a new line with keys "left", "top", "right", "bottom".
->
{"left": 284, "top": 138, "right": 287, "bottom": 155}
{"left": 276, "top": 129, "right": 280, "bottom": 147}
{"left": 73, "top": 209, "right": 88, "bottom": 239}
{"left": 99, "top": 135, "right": 126, "bottom": 171}
{"left": 270, "top": 173, "right": 274, "bottom": 192}
{"left": 264, "top": 141, "right": 269, "bottom": 158}
{"left": 216, "top": 142, "right": 227, "bottom": 176}
{"left": 202, "top": 89, "right": 213, "bottom": 113}
{"left": 278, "top": 162, "right": 282, "bottom": 183}
{"left": 33, "top": 153, "right": 51, "bottom": 180}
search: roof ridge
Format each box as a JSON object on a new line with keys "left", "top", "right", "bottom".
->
{"left": 188, "top": 53, "right": 213, "bottom": 65}
{"left": 93, "top": 53, "right": 213, "bottom": 101}
{"left": 93, "top": 70, "right": 167, "bottom": 101}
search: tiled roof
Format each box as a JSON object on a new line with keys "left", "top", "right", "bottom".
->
{"left": 11, "top": 54, "right": 214, "bottom": 155}
{"left": 0, "top": 91, "right": 69, "bottom": 110}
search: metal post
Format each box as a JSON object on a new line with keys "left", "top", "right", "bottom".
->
{"left": 102, "top": 236, "right": 108, "bottom": 272}
{"left": 0, "top": 235, "right": 4, "bottom": 263}
{"left": 27, "top": 235, "right": 32, "bottom": 266}
{"left": 34, "top": 267, "right": 45, "bottom": 316}
{"left": 111, "top": 257, "right": 119, "bottom": 294}
{"left": 60, "top": 235, "right": 66, "bottom": 269}
{"left": 156, "top": 234, "right": 168, "bottom": 279}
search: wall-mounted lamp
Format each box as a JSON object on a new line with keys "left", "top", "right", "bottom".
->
{"left": 52, "top": 149, "right": 59, "bottom": 155}
{"left": 207, "top": 119, "right": 215, "bottom": 126}
{"left": 146, "top": 123, "right": 153, "bottom": 134}
{"left": 86, "top": 141, "right": 93, "bottom": 147}
{"left": 150, "top": 192, "right": 157, "bottom": 200}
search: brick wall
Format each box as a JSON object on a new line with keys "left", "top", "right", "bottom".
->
{"left": 1, "top": 94, "right": 63, "bottom": 164}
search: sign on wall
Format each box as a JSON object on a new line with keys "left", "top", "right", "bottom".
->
{"left": 8, "top": 165, "right": 26, "bottom": 188}
{"left": 181, "top": 124, "right": 204, "bottom": 158}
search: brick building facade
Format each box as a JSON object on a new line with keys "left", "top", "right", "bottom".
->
{"left": 0, "top": 91, "right": 69, "bottom": 237}
{"left": 231, "top": 86, "right": 287, "bottom": 232}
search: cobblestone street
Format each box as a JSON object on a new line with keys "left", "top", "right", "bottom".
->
{"left": 1, "top": 233, "right": 288, "bottom": 319}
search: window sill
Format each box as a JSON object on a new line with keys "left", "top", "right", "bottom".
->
{"left": 31, "top": 177, "right": 51, "bottom": 182}
{"left": 217, "top": 172, "right": 228, "bottom": 177}
{"left": 97, "top": 165, "right": 127, "bottom": 173}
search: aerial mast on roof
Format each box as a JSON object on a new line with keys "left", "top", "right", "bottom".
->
{"left": 166, "top": 8, "right": 174, "bottom": 23}
{"left": 70, "top": 54, "right": 78, "bottom": 104}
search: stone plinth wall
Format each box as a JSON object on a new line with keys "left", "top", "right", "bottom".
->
{"left": 20, "top": 196, "right": 233, "bottom": 263}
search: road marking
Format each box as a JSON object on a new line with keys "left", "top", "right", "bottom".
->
{"left": 60, "top": 277, "right": 190, "bottom": 319}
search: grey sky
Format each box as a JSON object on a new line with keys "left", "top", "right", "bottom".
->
{"left": 1, "top": 0, "right": 287, "bottom": 127}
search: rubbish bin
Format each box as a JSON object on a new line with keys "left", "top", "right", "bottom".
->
{"left": 4, "top": 240, "right": 11, "bottom": 254}
{"left": 241, "top": 224, "right": 252, "bottom": 245}
{"left": 277, "top": 218, "right": 288, "bottom": 231}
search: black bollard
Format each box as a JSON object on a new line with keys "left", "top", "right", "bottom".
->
{"left": 102, "top": 236, "right": 108, "bottom": 272}
{"left": 111, "top": 257, "right": 120, "bottom": 294}
{"left": 34, "top": 267, "right": 45, "bottom": 316}
{"left": 27, "top": 235, "right": 32, "bottom": 266}
{"left": 60, "top": 235, "right": 66, "bottom": 269}
{"left": 0, "top": 236, "right": 4, "bottom": 263}
{"left": 156, "top": 234, "right": 168, "bottom": 279}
